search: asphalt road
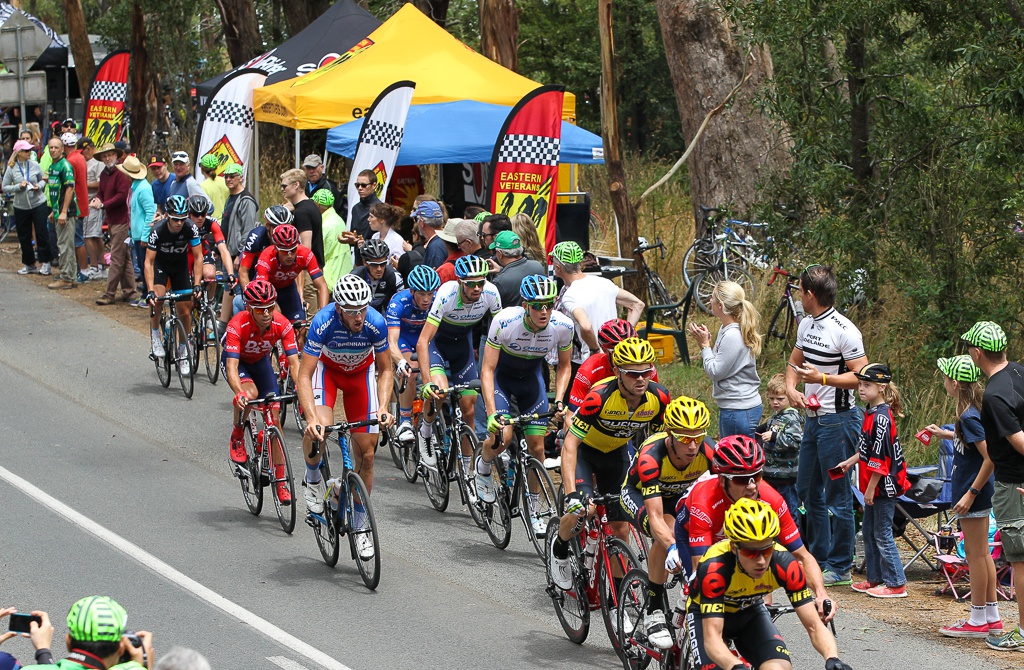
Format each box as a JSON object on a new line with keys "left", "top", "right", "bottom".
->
{"left": 0, "top": 274, "right": 1006, "bottom": 670}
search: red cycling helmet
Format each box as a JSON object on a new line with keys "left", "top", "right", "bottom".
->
{"left": 243, "top": 279, "right": 277, "bottom": 307}
{"left": 271, "top": 224, "right": 299, "bottom": 250}
{"left": 713, "top": 435, "right": 765, "bottom": 474}
{"left": 598, "top": 318, "right": 637, "bottom": 352}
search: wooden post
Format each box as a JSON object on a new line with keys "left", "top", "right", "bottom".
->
{"left": 597, "top": 0, "right": 644, "bottom": 298}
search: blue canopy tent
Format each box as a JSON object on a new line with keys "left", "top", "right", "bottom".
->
{"left": 325, "top": 100, "right": 605, "bottom": 165}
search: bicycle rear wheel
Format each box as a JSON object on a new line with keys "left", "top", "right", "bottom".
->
{"left": 617, "top": 569, "right": 654, "bottom": 670}
{"left": 170, "top": 319, "right": 194, "bottom": 398}
{"left": 421, "top": 421, "right": 451, "bottom": 512}
{"left": 473, "top": 441, "right": 511, "bottom": 549}
{"left": 600, "top": 537, "right": 642, "bottom": 660}
{"left": 545, "top": 517, "right": 590, "bottom": 644}
{"left": 313, "top": 454, "right": 340, "bottom": 567}
{"left": 681, "top": 238, "right": 719, "bottom": 287}
{"left": 646, "top": 272, "right": 682, "bottom": 330}
{"left": 267, "top": 426, "right": 296, "bottom": 534}
{"left": 346, "top": 471, "right": 381, "bottom": 590}
{"left": 201, "top": 306, "right": 221, "bottom": 384}
{"left": 521, "top": 456, "right": 559, "bottom": 558}
{"left": 693, "top": 266, "right": 755, "bottom": 314}
{"left": 766, "top": 296, "right": 796, "bottom": 354}
{"left": 240, "top": 427, "right": 264, "bottom": 515}
{"left": 627, "top": 524, "right": 651, "bottom": 572}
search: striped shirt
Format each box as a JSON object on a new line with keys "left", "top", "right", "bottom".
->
{"left": 795, "top": 307, "right": 865, "bottom": 413}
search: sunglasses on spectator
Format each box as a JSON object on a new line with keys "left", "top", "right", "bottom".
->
{"left": 735, "top": 544, "right": 775, "bottom": 559}
{"left": 527, "top": 301, "right": 554, "bottom": 311}
{"left": 670, "top": 432, "right": 706, "bottom": 445}
{"left": 802, "top": 263, "right": 821, "bottom": 275}
{"left": 461, "top": 279, "right": 485, "bottom": 288}
{"left": 280, "top": 182, "right": 293, "bottom": 190}
{"left": 619, "top": 367, "right": 656, "bottom": 379}
{"left": 356, "top": 182, "right": 374, "bottom": 188}
{"left": 338, "top": 306, "right": 367, "bottom": 316}
{"left": 721, "top": 471, "right": 763, "bottom": 486}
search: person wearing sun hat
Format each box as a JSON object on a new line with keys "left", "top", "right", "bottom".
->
{"left": 960, "top": 320, "right": 1024, "bottom": 651}
{"left": 115, "top": 155, "right": 156, "bottom": 306}
{"left": 92, "top": 143, "right": 135, "bottom": 305}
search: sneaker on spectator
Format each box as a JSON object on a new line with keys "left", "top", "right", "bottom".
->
{"left": 988, "top": 620, "right": 1004, "bottom": 634}
{"left": 939, "top": 619, "right": 990, "bottom": 639}
{"left": 130, "top": 297, "right": 148, "bottom": 308}
{"left": 77, "top": 271, "right": 91, "bottom": 283}
{"left": 39, "top": 262, "right": 51, "bottom": 275}
{"left": 985, "top": 626, "right": 1024, "bottom": 652}
{"left": 866, "top": 584, "right": 907, "bottom": 598}
{"left": 17, "top": 265, "right": 38, "bottom": 275}
{"left": 850, "top": 580, "right": 880, "bottom": 593}
{"left": 48, "top": 278, "right": 76, "bottom": 290}
{"left": 822, "top": 570, "right": 852, "bottom": 586}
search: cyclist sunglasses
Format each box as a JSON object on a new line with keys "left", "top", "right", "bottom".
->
{"left": 670, "top": 432, "right": 706, "bottom": 445}
{"left": 527, "top": 301, "right": 554, "bottom": 311}
{"left": 736, "top": 544, "right": 775, "bottom": 559}
{"left": 721, "top": 471, "right": 763, "bottom": 486}
{"left": 365, "top": 260, "right": 388, "bottom": 267}
{"left": 250, "top": 306, "right": 274, "bottom": 315}
{"left": 461, "top": 279, "right": 485, "bottom": 288}
{"left": 619, "top": 367, "right": 656, "bottom": 379}
{"left": 338, "top": 306, "right": 367, "bottom": 316}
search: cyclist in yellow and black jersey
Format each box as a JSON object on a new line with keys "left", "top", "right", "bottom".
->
{"left": 548, "top": 338, "right": 670, "bottom": 591}
{"left": 686, "top": 498, "right": 853, "bottom": 670}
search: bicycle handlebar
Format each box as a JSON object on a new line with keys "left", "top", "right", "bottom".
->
{"left": 321, "top": 418, "right": 380, "bottom": 435}
{"left": 497, "top": 409, "right": 558, "bottom": 427}
{"left": 154, "top": 289, "right": 193, "bottom": 302}
{"left": 244, "top": 392, "right": 296, "bottom": 408}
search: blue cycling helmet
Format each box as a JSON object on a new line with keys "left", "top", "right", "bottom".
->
{"left": 454, "top": 255, "right": 489, "bottom": 279}
{"left": 407, "top": 265, "right": 441, "bottom": 292}
{"left": 520, "top": 274, "right": 557, "bottom": 301}
{"left": 165, "top": 195, "right": 188, "bottom": 219}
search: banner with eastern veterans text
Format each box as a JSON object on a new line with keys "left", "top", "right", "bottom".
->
{"left": 193, "top": 68, "right": 267, "bottom": 179}
{"left": 488, "top": 86, "right": 565, "bottom": 252}
{"left": 84, "top": 50, "right": 130, "bottom": 147}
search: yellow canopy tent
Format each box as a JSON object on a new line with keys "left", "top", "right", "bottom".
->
{"left": 253, "top": 3, "right": 576, "bottom": 129}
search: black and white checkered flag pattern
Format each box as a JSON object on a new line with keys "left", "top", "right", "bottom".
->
{"left": 89, "top": 80, "right": 128, "bottom": 102}
{"left": 497, "top": 134, "right": 561, "bottom": 167}
{"left": 206, "top": 99, "right": 256, "bottom": 129}
{"left": 360, "top": 119, "right": 404, "bottom": 151}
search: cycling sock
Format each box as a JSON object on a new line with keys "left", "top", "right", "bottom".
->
{"left": 305, "top": 461, "right": 322, "bottom": 484}
{"left": 151, "top": 328, "right": 160, "bottom": 338}
{"left": 986, "top": 602, "right": 1000, "bottom": 623}
{"left": 647, "top": 582, "right": 666, "bottom": 614}
{"left": 400, "top": 407, "right": 411, "bottom": 422}
{"left": 461, "top": 456, "right": 473, "bottom": 472}
{"left": 552, "top": 536, "right": 569, "bottom": 560}
{"left": 476, "top": 456, "right": 492, "bottom": 476}
{"left": 419, "top": 418, "right": 433, "bottom": 439}
{"left": 968, "top": 605, "right": 986, "bottom": 626}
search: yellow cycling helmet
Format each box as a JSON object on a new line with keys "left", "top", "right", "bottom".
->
{"left": 612, "top": 337, "right": 656, "bottom": 367}
{"left": 664, "top": 396, "right": 710, "bottom": 432}
{"left": 723, "top": 497, "right": 780, "bottom": 544}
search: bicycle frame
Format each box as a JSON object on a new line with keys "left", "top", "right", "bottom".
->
{"left": 308, "top": 419, "right": 378, "bottom": 529}
{"left": 494, "top": 411, "right": 557, "bottom": 519}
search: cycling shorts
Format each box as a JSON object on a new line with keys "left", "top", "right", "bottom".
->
{"left": 202, "top": 251, "right": 218, "bottom": 266}
{"left": 311, "top": 359, "right": 379, "bottom": 434}
{"left": 575, "top": 445, "right": 628, "bottom": 522}
{"left": 684, "top": 603, "right": 791, "bottom": 669}
{"left": 493, "top": 366, "right": 548, "bottom": 436}
{"left": 154, "top": 264, "right": 192, "bottom": 292}
{"left": 397, "top": 333, "right": 418, "bottom": 354}
{"left": 427, "top": 337, "right": 478, "bottom": 396}
{"left": 221, "top": 352, "right": 277, "bottom": 398}
{"left": 620, "top": 487, "right": 683, "bottom": 537}
{"left": 276, "top": 283, "right": 305, "bottom": 323}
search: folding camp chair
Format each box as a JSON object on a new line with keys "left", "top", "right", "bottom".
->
{"left": 934, "top": 516, "right": 1016, "bottom": 601}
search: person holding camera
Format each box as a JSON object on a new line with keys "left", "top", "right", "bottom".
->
{"left": 1, "top": 606, "right": 55, "bottom": 667}
{"left": 16, "top": 596, "right": 153, "bottom": 670}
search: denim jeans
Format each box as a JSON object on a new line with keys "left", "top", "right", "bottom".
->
{"left": 861, "top": 496, "right": 906, "bottom": 586}
{"left": 796, "top": 407, "right": 862, "bottom": 574}
{"left": 718, "top": 403, "right": 763, "bottom": 439}
{"left": 770, "top": 481, "right": 802, "bottom": 534}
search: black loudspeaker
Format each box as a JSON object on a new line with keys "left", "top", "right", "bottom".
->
{"left": 555, "top": 193, "right": 590, "bottom": 250}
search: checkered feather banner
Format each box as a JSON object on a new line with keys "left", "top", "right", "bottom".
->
{"left": 84, "top": 50, "right": 130, "bottom": 145}
{"left": 346, "top": 81, "right": 416, "bottom": 230}
{"left": 194, "top": 69, "right": 267, "bottom": 179}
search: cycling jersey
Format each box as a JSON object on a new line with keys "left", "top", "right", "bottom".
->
{"left": 223, "top": 311, "right": 298, "bottom": 364}
{"left": 239, "top": 225, "right": 271, "bottom": 272}
{"left": 486, "top": 306, "right": 574, "bottom": 375}
{"left": 187, "top": 218, "right": 225, "bottom": 266}
{"left": 856, "top": 402, "right": 909, "bottom": 499}
{"left": 255, "top": 244, "right": 323, "bottom": 288}
{"left": 350, "top": 265, "right": 404, "bottom": 312}
{"left": 147, "top": 219, "right": 201, "bottom": 269}
{"left": 568, "top": 352, "right": 659, "bottom": 412}
{"left": 385, "top": 289, "right": 430, "bottom": 352}
{"left": 687, "top": 540, "right": 813, "bottom": 616}
{"left": 569, "top": 378, "right": 670, "bottom": 453}
{"left": 796, "top": 306, "right": 865, "bottom": 413}
{"left": 679, "top": 478, "right": 803, "bottom": 557}
{"left": 304, "top": 304, "right": 388, "bottom": 374}
{"left": 625, "top": 432, "right": 714, "bottom": 500}
{"left": 426, "top": 280, "right": 501, "bottom": 343}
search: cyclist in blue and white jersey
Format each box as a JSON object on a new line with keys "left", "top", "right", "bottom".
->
{"left": 476, "top": 275, "right": 574, "bottom": 532}
{"left": 386, "top": 264, "right": 441, "bottom": 446}
{"left": 415, "top": 255, "right": 501, "bottom": 468}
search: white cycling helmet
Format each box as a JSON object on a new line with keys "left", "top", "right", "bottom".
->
{"left": 333, "top": 274, "right": 373, "bottom": 307}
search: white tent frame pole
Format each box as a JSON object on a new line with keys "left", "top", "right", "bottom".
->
{"left": 294, "top": 129, "right": 300, "bottom": 168}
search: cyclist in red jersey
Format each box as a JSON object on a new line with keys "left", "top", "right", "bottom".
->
{"left": 254, "top": 223, "right": 329, "bottom": 322}
{"left": 223, "top": 280, "right": 300, "bottom": 502}
{"left": 567, "top": 319, "right": 659, "bottom": 416}
{"left": 678, "top": 435, "right": 834, "bottom": 621}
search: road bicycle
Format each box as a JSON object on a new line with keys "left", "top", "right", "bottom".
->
{"left": 385, "top": 357, "right": 421, "bottom": 483}
{"left": 473, "top": 410, "right": 560, "bottom": 556}
{"left": 305, "top": 418, "right": 382, "bottom": 590}
{"left": 418, "top": 380, "right": 486, "bottom": 529}
{"left": 149, "top": 290, "right": 195, "bottom": 398}
{"left": 545, "top": 493, "right": 642, "bottom": 659}
{"left": 764, "top": 266, "right": 807, "bottom": 354}
{"left": 233, "top": 392, "right": 297, "bottom": 534}
{"left": 634, "top": 237, "right": 682, "bottom": 330}
{"left": 682, "top": 206, "right": 765, "bottom": 312}
{"left": 189, "top": 276, "right": 225, "bottom": 385}
{"left": 0, "top": 195, "right": 13, "bottom": 244}
{"left": 276, "top": 318, "right": 310, "bottom": 433}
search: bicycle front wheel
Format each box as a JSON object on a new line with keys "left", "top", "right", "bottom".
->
{"left": 616, "top": 569, "right": 656, "bottom": 670}
{"left": 692, "top": 266, "right": 755, "bottom": 314}
{"left": 473, "top": 441, "right": 511, "bottom": 549}
{"left": 521, "top": 456, "right": 559, "bottom": 558}
{"left": 155, "top": 326, "right": 172, "bottom": 388}
{"left": 201, "top": 306, "right": 221, "bottom": 384}
{"left": 681, "top": 238, "right": 719, "bottom": 287}
{"left": 457, "top": 426, "right": 486, "bottom": 529}
{"left": 240, "top": 426, "right": 264, "bottom": 516}
{"left": 313, "top": 454, "right": 340, "bottom": 567}
{"left": 346, "top": 471, "right": 381, "bottom": 590}
{"left": 599, "top": 537, "right": 642, "bottom": 660}
{"left": 421, "top": 420, "right": 451, "bottom": 512}
{"left": 546, "top": 517, "right": 590, "bottom": 644}
{"left": 401, "top": 420, "right": 420, "bottom": 483}
{"left": 646, "top": 272, "right": 682, "bottom": 330}
{"left": 387, "top": 380, "right": 402, "bottom": 469}
{"left": 169, "top": 319, "right": 194, "bottom": 398}
{"left": 268, "top": 426, "right": 295, "bottom": 534}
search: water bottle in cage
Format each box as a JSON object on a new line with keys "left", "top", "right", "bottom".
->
{"left": 583, "top": 525, "right": 599, "bottom": 573}
{"left": 499, "top": 450, "right": 513, "bottom": 487}
{"left": 326, "top": 478, "right": 343, "bottom": 512}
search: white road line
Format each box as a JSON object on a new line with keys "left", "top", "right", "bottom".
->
{"left": 0, "top": 465, "right": 354, "bottom": 670}
{"left": 268, "top": 656, "right": 313, "bottom": 670}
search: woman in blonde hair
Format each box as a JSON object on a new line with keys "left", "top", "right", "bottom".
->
{"left": 688, "top": 280, "right": 763, "bottom": 438}
{"left": 510, "top": 213, "right": 546, "bottom": 261}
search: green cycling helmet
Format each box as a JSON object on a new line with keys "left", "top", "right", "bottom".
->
{"left": 199, "top": 154, "right": 219, "bottom": 170}
{"left": 937, "top": 354, "right": 980, "bottom": 383}
{"left": 961, "top": 321, "right": 1007, "bottom": 352}
{"left": 67, "top": 596, "right": 128, "bottom": 642}
{"left": 549, "top": 241, "right": 583, "bottom": 264}
{"left": 311, "top": 189, "right": 335, "bottom": 207}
